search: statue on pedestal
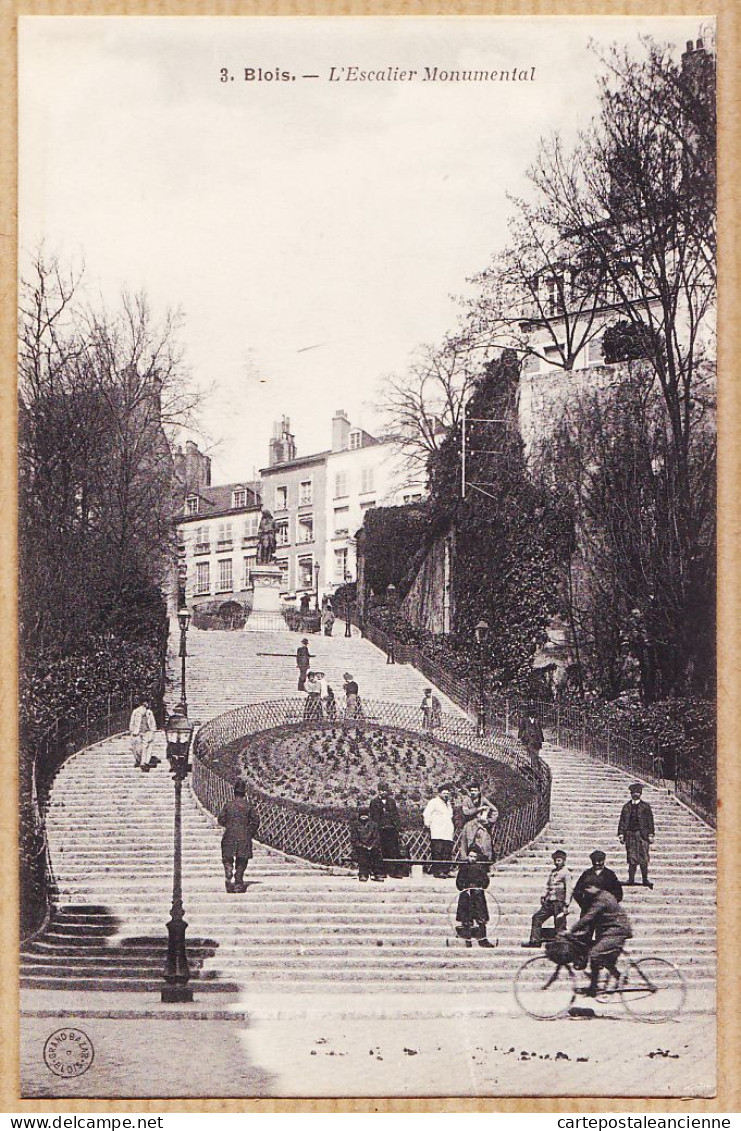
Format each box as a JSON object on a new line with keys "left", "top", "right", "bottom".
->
{"left": 257, "top": 510, "right": 277, "bottom": 565}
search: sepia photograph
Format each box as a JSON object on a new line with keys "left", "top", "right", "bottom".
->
{"left": 16, "top": 14, "right": 717, "bottom": 1100}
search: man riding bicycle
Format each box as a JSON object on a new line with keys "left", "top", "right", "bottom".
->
{"left": 569, "top": 883, "right": 633, "bottom": 997}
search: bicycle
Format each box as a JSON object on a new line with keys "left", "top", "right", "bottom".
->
{"left": 513, "top": 940, "right": 687, "bottom": 1022}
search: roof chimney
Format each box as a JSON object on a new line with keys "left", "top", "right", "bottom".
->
{"left": 332, "top": 409, "right": 351, "bottom": 452}
{"left": 269, "top": 416, "right": 297, "bottom": 466}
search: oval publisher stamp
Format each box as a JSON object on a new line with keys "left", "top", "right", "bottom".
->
{"left": 43, "top": 1028, "right": 94, "bottom": 1078}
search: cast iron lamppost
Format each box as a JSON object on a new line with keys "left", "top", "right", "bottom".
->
{"left": 474, "top": 620, "right": 490, "bottom": 737}
{"left": 314, "top": 561, "right": 320, "bottom": 612}
{"left": 176, "top": 607, "right": 191, "bottom": 716}
{"left": 344, "top": 570, "right": 353, "bottom": 638}
{"left": 162, "top": 712, "right": 195, "bottom": 1003}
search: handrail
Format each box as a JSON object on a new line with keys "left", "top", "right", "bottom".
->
{"left": 361, "top": 617, "right": 715, "bottom": 829}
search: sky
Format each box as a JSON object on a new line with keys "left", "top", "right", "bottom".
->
{"left": 19, "top": 15, "right": 704, "bottom": 484}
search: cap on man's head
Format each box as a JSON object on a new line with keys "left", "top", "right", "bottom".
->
{"left": 343, "top": 672, "right": 354, "bottom": 680}
{"left": 590, "top": 850, "right": 606, "bottom": 863}
{"left": 629, "top": 782, "right": 643, "bottom": 794}
{"left": 552, "top": 850, "right": 567, "bottom": 861}
{"left": 301, "top": 638, "right": 309, "bottom": 644}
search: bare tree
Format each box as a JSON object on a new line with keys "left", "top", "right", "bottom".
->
{"left": 465, "top": 199, "right": 610, "bottom": 373}
{"left": 378, "top": 337, "right": 482, "bottom": 484}
{"left": 19, "top": 253, "right": 200, "bottom": 655}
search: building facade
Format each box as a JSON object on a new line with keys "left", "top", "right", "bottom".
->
{"left": 177, "top": 480, "right": 262, "bottom": 614}
{"left": 324, "top": 410, "right": 417, "bottom": 592}
{"left": 260, "top": 411, "right": 419, "bottom": 604}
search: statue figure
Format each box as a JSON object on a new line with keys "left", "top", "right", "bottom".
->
{"left": 257, "top": 509, "right": 277, "bottom": 565}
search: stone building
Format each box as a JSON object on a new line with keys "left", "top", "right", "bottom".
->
{"left": 177, "top": 477, "right": 262, "bottom": 616}
{"left": 260, "top": 412, "right": 418, "bottom": 604}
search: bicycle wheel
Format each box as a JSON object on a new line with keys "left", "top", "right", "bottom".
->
{"left": 514, "top": 955, "right": 576, "bottom": 1019}
{"left": 447, "top": 889, "right": 501, "bottom": 939}
{"left": 619, "top": 957, "right": 687, "bottom": 1022}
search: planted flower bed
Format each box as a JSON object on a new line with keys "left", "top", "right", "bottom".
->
{"left": 220, "top": 722, "right": 534, "bottom": 825}
{"left": 193, "top": 699, "right": 550, "bottom": 866}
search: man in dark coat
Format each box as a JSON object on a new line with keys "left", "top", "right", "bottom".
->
{"left": 571, "top": 885, "right": 633, "bottom": 997}
{"left": 296, "top": 638, "right": 310, "bottom": 691}
{"left": 518, "top": 711, "right": 545, "bottom": 770}
{"left": 573, "top": 850, "right": 624, "bottom": 910}
{"left": 350, "top": 806, "right": 384, "bottom": 882}
{"left": 370, "top": 783, "right": 408, "bottom": 878}
{"left": 218, "top": 780, "right": 260, "bottom": 893}
{"left": 618, "top": 783, "right": 655, "bottom": 888}
{"left": 456, "top": 847, "right": 495, "bottom": 948}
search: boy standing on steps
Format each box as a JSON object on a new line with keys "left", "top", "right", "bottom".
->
{"left": 350, "top": 805, "right": 385, "bottom": 882}
{"left": 455, "top": 847, "right": 495, "bottom": 947}
{"left": 522, "top": 849, "right": 572, "bottom": 947}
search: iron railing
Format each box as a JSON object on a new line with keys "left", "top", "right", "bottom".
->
{"left": 192, "top": 698, "right": 551, "bottom": 868}
{"left": 359, "top": 619, "right": 715, "bottom": 829}
{"left": 20, "top": 690, "right": 137, "bottom": 938}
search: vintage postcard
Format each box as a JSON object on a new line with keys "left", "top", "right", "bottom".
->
{"left": 14, "top": 12, "right": 721, "bottom": 1103}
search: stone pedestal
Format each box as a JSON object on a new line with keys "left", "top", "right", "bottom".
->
{"left": 249, "top": 564, "right": 283, "bottom": 613}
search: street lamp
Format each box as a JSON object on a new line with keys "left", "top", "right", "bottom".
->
{"left": 344, "top": 570, "right": 353, "bottom": 638}
{"left": 162, "top": 712, "right": 195, "bottom": 1003}
{"left": 474, "top": 620, "right": 490, "bottom": 737}
{"left": 176, "top": 607, "right": 191, "bottom": 717}
{"left": 314, "top": 561, "right": 320, "bottom": 611}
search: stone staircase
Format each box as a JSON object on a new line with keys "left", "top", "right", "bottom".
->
{"left": 21, "top": 629, "right": 716, "bottom": 998}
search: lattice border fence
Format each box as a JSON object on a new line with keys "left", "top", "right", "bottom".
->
{"left": 192, "top": 698, "right": 551, "bottom": 867}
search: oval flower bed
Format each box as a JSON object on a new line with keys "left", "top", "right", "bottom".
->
{"left": 219, "top": 722, "right": 534, "bottom": 826}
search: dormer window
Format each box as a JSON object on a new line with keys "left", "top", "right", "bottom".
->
{"left": 232, "top": 488, "right": 248, "bottom": 509}
{"left": 349, "top": 430, "right": 362, "bottom": 450}
{"left": 185, "top": 495, "right": 200, "bottom": 516}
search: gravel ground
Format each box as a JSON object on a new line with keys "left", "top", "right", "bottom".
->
{"left": 21, "top": 1006, "right": 715, "bottom": 1099}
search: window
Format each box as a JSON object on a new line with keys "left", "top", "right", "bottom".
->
{"left": 360, "top": 468, "right": 374, "bottom": 494}
{"left": 334, "top": 472, "right": 347, "bottom": 498}
{"left": 195, "top": 562, "right": 210, "bottom": 595}
{"left": 360, "top": 500, "right": 376, "bottom": 512}
{"left": 349, "top": 430, "right": 361, "bottom": 450}
{"left": 243, "top": 513, "right": 259, "bottom": 541}
{"left": 232, "top": 488, "right": 247, "bottom": 509}
{"left": 217, "top": 559, "right": 233, "bottom": 592}
{"left": 299, "top": 479, "right": 312, "bottom": 505}
{"left": 297, "top": 514, "right": 314, "bottom": 544}
{"left": 586, "top": 336, "right": 604, "bottom": 365}
{"left": 277, "top": 558, "right": 289, "bottom": 591}
{"left": 217, "top": 522, "right": 233, "bottom": 550}
{"left": 194, "top": 525, "right": 210, "bottom": 553}
{"left": 185, "top": 495, "right": 200, "bottom": 516}
{"left": 242, "top": 554, "right": 256, "bottom": 588}
{"left": 275, "top": 485, "right": 288, "bottom": 511}
{"left": 334, "top": 547, "right": 348, "bottom": 581}
{"left": 334, "top": 506, "right": 349, "bottom": 535}
{"left": 276, "top": 519, "right": 290, "bottom": 546}
{"left": 298, "top": 556, "right": 314, "bottom": 590}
